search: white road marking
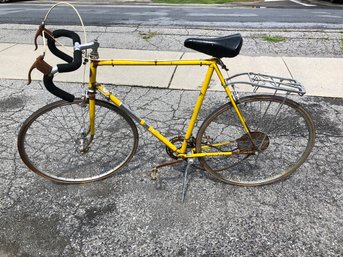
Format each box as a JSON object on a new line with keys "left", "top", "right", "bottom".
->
{"left": 289, "top": 0, "right": 316, "bottom": 7}
{"left": 187, "top": 13, "right": 258, "bottom": 17}
{"left": 264, "top": 0, "right": 316, "bottom": 6}
{"left": 317, "top": 15, "right": 343, "bottom": 19}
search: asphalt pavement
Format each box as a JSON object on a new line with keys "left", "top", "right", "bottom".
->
{"left": 0, "top": 2, "right": 343, "bottom": 257}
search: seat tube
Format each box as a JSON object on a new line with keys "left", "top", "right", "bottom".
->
{"left": 181, "top": 63, "right": 215, "bottom": 153}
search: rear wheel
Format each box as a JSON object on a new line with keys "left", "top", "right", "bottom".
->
{"left": 18, "top": 98, "right": 138, "bottom": 183}
{"left": 196, "top": 95, "right": 315, "bottom": 186}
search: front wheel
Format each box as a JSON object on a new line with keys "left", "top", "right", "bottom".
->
{"left": 18, "top": 98, "right": 138, "bottom": 184}
{"left": 196, "top": 95, "right": 315, "bottom": 186}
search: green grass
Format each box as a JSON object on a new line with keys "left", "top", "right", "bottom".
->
{"left": 153, "top": 0, "right": 251, "bottom": 3}
{"left": 140, "top": 31, "right": 160, "bottom": 40}
{"left": 262, "top": 35, "right": 286, "bottom": 43}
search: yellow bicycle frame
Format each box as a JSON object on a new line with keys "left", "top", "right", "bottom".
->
{"left": 87, "top": 57, "right": 251, "bottom": 158}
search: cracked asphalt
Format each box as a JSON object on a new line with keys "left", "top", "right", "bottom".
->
{"left": 1, "top": 24, "right": 343, "bottom": 256}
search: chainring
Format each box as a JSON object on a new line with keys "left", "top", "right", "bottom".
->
{"left": 166, "top": 136, "right": 196, "bottom": 159}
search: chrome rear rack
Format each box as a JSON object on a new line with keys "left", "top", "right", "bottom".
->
{"left": 225, "top": 72, "right": 306, "bottom": 96}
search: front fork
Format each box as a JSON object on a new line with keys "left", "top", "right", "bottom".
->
{"left": 78, "top": 90, "right": 96, "bottom": 153}
{"left": 88, "top": 88, "right": 96, "bottom": 137}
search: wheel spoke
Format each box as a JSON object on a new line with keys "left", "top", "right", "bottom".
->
{"left": 196, "top": 95, "right": 315, "bottom": 186}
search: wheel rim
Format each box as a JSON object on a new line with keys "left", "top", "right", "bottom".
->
{"left": 18, "top": 99, "right": 138, "bottom": 183}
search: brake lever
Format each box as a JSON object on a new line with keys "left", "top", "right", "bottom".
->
{"left": 28, "top": 54, "right": 52, "bottom": 85}
{"left": 34, "top": 23, "right": 53, "bottom": 51}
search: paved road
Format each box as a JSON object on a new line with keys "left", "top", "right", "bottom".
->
{"left": 1, "top": 78, "right": 343, "bottom": 256}
{"left": 0, "top": 3, "right": 343, "bottom": 29}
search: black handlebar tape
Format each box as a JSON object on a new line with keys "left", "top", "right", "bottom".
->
{"left": 42, "top": 29, "right": 81, "bottom": 102}
{"left": 53, "top": 29, "right": 81, "bottom": 45}
{"left": 57, "top": 49, "right": 82, "bottom": 73}
{"left": 54, "top": 30, "right": 82, "bottom": 73}
{"left": 47, "top": 34, "right": 73, "bottom": 63}
{"left": 43, "top": 29, "right": 82, "bottom": 102}
{"left": 47, "top": 29, "right": 82, "bottom": 65}
{"left": 43, "top": 74, "right": 75, "bottom": 102}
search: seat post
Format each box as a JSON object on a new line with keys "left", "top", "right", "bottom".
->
{"left": 217, "top": 58, "right": 228, "bottom": 71}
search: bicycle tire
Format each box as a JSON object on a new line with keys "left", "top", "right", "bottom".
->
{"left": 18, "top": 98, "right": 138, "bottom": 184}
{"left": 196, "top": 95, "right": 315, "bottom": 186}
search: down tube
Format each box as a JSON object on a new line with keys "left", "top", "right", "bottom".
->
{"left": 121, "top": 104, "right": 179, "bottom": 152}
{"left": 96, "top": 84, "right": 178, "bottom": 152}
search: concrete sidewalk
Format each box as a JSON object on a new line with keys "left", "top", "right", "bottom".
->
{"left": 1, "top": 42, "right": 342, "bottom": 98}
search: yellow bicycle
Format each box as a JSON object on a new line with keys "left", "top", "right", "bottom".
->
{"left": 18, "top": 3, "right": 315, "bottom": 190}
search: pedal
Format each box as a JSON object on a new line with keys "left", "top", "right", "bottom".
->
{"left": 150, "top": 159, "right": 183, "bottom": 191}
{"left": 150, "top": 167, "right": 164, "bottom": 190}
{"left": 150, "top": 167, "right": 159, "bottom": 180}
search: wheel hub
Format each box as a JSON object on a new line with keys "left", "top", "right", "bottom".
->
{"left": 236, "top": 131, "right": 270, "bottom": 152}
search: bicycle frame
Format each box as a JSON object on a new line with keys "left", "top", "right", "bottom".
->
{"left": 87, "top": 57, "right": 252, "bottom": 158}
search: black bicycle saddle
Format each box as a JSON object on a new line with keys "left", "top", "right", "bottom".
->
{"left": 184, "top": 33, "right": 243, "bottom": 58}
